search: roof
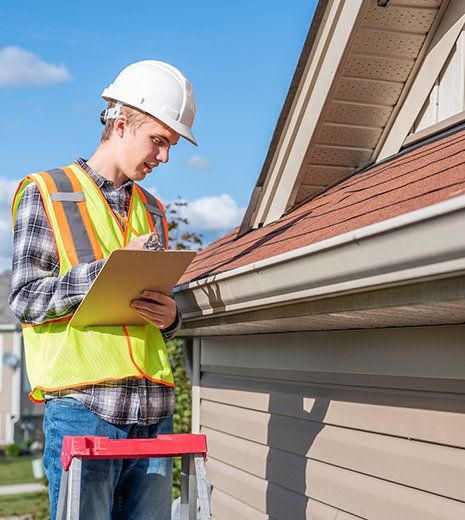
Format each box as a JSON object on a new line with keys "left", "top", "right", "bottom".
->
{"left": 180, "top": 126, "right": 465, "bottom": 286}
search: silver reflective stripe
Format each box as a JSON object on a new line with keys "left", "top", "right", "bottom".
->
{"left": 145, "top": 203, "right": 164, "bottom": 218}
{"left": 50, "top": 192, "right": 86, "bottom": 202}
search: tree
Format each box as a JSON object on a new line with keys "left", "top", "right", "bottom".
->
{"left": 165, "top": 197, "right": 203, "bottom": 251}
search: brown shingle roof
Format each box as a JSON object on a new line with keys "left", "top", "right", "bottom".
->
{"left": 180, "top": 129, "right": 465, "bottom": 286}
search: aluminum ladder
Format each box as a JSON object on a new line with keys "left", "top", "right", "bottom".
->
{"left": 56, "top": 433, "right": 210, "bottom": 520}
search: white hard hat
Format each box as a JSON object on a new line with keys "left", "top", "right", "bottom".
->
{"left": 101, "top": 60, "right": 197, "bottom": 146}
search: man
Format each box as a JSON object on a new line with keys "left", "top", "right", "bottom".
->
{"left": 9, "top": 60, "right": 197, "bottom": 520}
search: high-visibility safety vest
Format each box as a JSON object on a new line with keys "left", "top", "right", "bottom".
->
{"left": 11, "top": 164, "right": 174, "bottom": 403}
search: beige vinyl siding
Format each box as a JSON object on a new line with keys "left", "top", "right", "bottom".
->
{"left": 199, "top": 326, "right": 465, "bottom": 519}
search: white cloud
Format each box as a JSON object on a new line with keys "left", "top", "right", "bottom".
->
{"left": 0, "top": 46, "right": 72, "bottom": 87}
{"left": 144, "top": 189, "right": 245, "bottom": 237}
{"left": 188, "top": 155, "right": 211, "bottom": 171}
{"left": 178, "top": 193, "right": 245, "bottom": 231}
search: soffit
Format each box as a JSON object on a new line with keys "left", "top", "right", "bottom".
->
{"left": 179, "top": 300, "right": 465, "bottom": 336}
{"left": 178, "top": 276, "right": 465, "bottom": 336}
{"left": 242, "top": 0, "right": 447, "bottom": 233}
{"left": 293, "top": 0, "right": 444, "bottom": 206}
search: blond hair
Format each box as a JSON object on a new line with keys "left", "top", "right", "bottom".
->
{"left": 101, "top": 100, "right": 149, "bottom": 142}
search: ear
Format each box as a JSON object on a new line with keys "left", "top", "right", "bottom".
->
{"left": 113, "top": 115, "right": 128, "bottom": 138}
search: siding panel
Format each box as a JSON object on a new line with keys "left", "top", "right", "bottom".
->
{"left": 203, "top": 425, "right": 465, "bottom": 502}
{"left": 211, "top": 488, "right": 268, "bottom": 520}
{"left": 199, "top": 328, "right": 465, "bottom": 518}
{"left": 309, "top": 459, "right": 465, "bottom": 520}
{"left": 201, "top": 375, "right": 465, "bottom": 448}
{"left": 208, "top": 456, "right": 465, "bottom": 520}
{"left": 208, "top": 460, "right": 366, "bottom": 520}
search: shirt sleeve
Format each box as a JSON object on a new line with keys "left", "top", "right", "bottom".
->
{"left": 8, "top": 183, "right": 106, "bottom": 324}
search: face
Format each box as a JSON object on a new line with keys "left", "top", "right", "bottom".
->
{"left": 115, "top": 114, "right": 180, "bottom": 182}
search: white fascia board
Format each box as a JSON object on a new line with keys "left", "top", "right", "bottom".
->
{"left": 254, "top": 0, "right": 368, "bottom": 227}
{"left": 174, "top": 195, "right": 465, "bottom": 320}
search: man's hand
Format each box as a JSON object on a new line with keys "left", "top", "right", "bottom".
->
{"left": 131, "top": 290, "right": 177, "bottom": 330}
{"left": 124, "top": 233, "right": 154, "bottom": 250}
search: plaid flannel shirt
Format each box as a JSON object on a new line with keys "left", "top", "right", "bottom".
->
{"left": 9, "top": 158, "right": 178, "bottom": 424}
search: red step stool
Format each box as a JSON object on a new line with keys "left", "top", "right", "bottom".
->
{"left": 56, "top": 434, "right": 210, "bottom": 520}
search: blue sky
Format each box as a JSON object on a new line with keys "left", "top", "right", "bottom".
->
{"left": 0, "top": 0, "right": 317, "bottom": 269}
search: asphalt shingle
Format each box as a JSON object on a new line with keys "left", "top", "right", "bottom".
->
{"left": 180, "top": 129, "right": 465, "bottom": 285}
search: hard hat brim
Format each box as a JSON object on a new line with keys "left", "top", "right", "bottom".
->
{"left": 161, "top": 116, "right": 198, "bottom": 147}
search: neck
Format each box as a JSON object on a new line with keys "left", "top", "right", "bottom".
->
{"left": 86, "top": 143, "right": 128, "bottom": 188}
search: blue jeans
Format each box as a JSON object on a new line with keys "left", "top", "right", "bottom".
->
{"left": 43, "top": 397, "right": 173, "bottom": 520}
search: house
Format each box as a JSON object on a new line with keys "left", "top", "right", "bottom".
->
{"left": 0, "top": 272, "right": 43, "bottom": 445}
{"left": 174, "top": 0, "right": 465, "bottom": 518}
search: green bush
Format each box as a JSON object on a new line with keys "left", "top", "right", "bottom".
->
{"left": 166, "top": 338, "right": 192, "bottom": 499}
{"left": 4, "top": 443, "right": 21, "bottom": 458}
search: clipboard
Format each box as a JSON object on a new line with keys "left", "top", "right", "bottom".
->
{"left": 70, "top": 249, "right": 197, "bottom": 327}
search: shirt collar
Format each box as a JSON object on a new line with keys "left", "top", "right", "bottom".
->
{"left": 74, "top": 158, "right": 133, "bottom": 191}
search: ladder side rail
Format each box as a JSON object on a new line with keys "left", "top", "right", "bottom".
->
{"left": 194, "top": 455, "right": 211, "bottom": 520}
{"left": 65, "top": 457, "right": 82, "bottom": 520}
{"left": 56, "top": 468, "right": 69, "bottom": 520}
{"left": 180, "top": 453, "right": 198, "bottom": 520}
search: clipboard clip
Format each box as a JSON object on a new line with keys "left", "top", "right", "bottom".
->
{"left": 142, "top": 232, "right": 164, "bottom": 251}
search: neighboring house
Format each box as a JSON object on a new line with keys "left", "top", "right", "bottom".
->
{"left": 0, "top": 271, "right": 43, "bottom": 445}
{"left": 174, "top": 1, "right": 465, "bottom": 518}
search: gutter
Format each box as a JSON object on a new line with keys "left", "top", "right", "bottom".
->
{"left": 174, "top": 194, "right": 465, "bottom": 320}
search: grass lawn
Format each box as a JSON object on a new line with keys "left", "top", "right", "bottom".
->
{"left": 0, "top": 491, "right": 49, "bottom": 519}
{"left": 0, "top": 456, "right": 41, "bottom": 486}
